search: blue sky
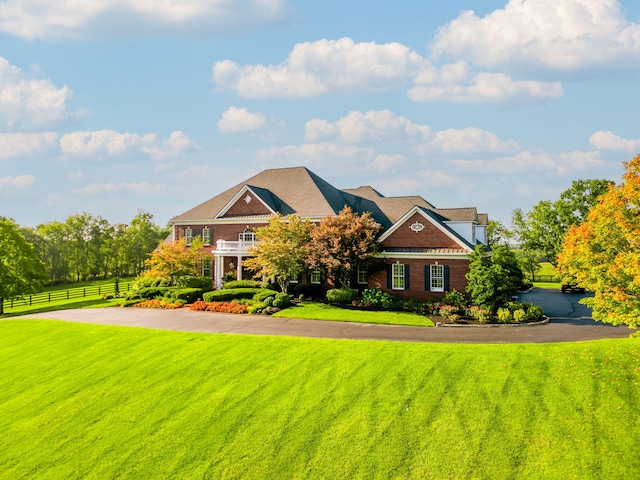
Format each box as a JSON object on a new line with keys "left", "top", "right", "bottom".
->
{"left": 2, "top": 0, "right": 639, "bottom": 228}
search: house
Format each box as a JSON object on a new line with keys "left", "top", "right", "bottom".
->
{"left": 169, "top": 166, "right": 489, "bottom": 300}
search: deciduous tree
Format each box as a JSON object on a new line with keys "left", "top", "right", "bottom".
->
{"left": 558, "top": 155, "right": 640, "bottom": 328}
{"left": 244, "top": 214, "right": 313, "bottom": 292}
{"left": 144, "top": 237, "right": 209, "bottom": 281}
{"left": 307, "top": 207, "right": 381, "bottom": 288}
{"left": 0, "top": 218, "right": 48, "bottom": 314}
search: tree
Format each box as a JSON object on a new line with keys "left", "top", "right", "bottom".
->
{"left": 307, "top": 206, "right": 381, "bottom": 288}
{"left": 487, "top": 219, "right": 512, "bottom": 245}
{"left": 466, "top": 244, "right": 523, "bottom": 312}
{"left": 244, "top": 214, "right": 314, "bottom": 292}
{"left": 127, "top": 210, "right": 168, "bottom": 276}
{"left": 143, "top": 237, "right": 209, "bottom": 281}
{"left": 0, "top": 218, "right": 48, "bottom": 314}
{"left": 513, "top": 179, "right": 613, "bottom": 266}
{"left": 557, "top": 155, "right": 640, "bottom": 328}
{"left": 35, "top": 221, "right": 71, "bottom": 283}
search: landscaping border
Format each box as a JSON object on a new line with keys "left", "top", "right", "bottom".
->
{"left": 435, "top": 316, "right": 549, "bottom": 328}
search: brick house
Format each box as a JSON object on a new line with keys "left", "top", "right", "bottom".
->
{"left": 169, "top": 166, "right": 488, "bottom": 300}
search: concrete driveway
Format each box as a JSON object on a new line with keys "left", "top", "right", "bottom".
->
{"left": 8, "top": 288, "right": 635, "bottom": 344}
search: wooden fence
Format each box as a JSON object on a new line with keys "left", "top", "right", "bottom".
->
{"left": 3, "top": 281, "right": 132, "bottom": 311}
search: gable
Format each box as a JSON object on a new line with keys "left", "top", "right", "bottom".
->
{"left": 380, "top": 212, "right": 463, "bottom": 250}
{"left": 217, "top": 186, "right": 274, "bottom": 218}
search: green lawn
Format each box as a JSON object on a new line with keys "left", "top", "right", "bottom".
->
{"left": 1, "top": 320, "right": 638, "bottom": 479}
{"left": 273, "top": 301, "right": 435, "bottom": 326}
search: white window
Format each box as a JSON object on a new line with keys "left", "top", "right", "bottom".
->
{"left": 357, "top": 266, "right": 368, "bottom": 285}
{"left": 392, "top": 264, "right": 405, "bottom": 290}
{"left": 201, "top": 258, "right": 211, "bottom": 277}
{"left": 184, "top": 227, "right": 193, "bottom": 245}
{"left": 430, "top": 265, "right": 444, "bottom": 292}
{"left": 310, "top": 269, "right": 322, "bottom": 284}
{"left": 202, "top": 227, "right": 211, "bottom": 246}
{"left": 239, "top": 227, "right": 255, "bottom": 243}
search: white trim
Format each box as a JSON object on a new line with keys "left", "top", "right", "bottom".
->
{"left": 430, "top": 264, "right": 445, "bottom": 292}
{"left": 392, "top": 263, "right": 405, "bottom": 290}
{"left": 376, "top": 251, "right": 469, "bottom": 260}
{"left": 215, "top": 185, "right": 276, "bottom": 219}
{"left": 377, "top": 206, "right": 473, "bottom": 252}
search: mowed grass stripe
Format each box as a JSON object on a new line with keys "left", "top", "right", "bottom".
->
{"left": 0, "top": 320, "right": 639, "bottom": 479}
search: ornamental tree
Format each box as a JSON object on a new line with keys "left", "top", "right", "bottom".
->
{"left": 143, "top": 237, "right": 209, "bottom": 281}
{"left": 244, "top": 214, "right": 313, "bottom": 292}
{"left": 0, "top": 218, "right": 48, "bottom": 314}
{"left": 557, "top": 155, "right": 640, "bottom": 328}
{"left": 466, "top": 244, "right": 524, "bottom": 312}
{"left": 307, "top": 206, "right": 381, "bottom": 288}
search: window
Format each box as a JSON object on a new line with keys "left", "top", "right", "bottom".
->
{"left": 392, "top": 263, "right": 405, "bottom": 290}
{"left": 202, "top": 227, "right": 211, "bottom": 246}
{"left": 289, "top": 273, "right": 299, "bottom": 284}
{"left": 357, "top": 266, "right": 368, "bottom": 285}
{"left": 201, "top": 258, "right": 212, "bottom": 277}
{"left": 239, "top": 227, "right": 255, "bottom": 243}
{"left": 184, "top": 227, "right": 193, "bottom": 245}
{"left": 430, "top": 264, "right": 445, "bottom": 292}
{"left": 310, "top": 269, "right": 322, "bottom": 284}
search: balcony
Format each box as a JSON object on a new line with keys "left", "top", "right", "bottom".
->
{"left": 213, "top": 239, "right": 259, "bottom": 254}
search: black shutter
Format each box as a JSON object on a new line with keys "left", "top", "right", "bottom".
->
{"left": 404, "top": 265, "right": 410, "bottom": 290}
{"left": 387, "top": 264, "right": 392, "bottom": 289}
{"left": 425, "top": 265, "right": 431, "bottom": 291}
{"left": 444, "top": 265, "right": 450, "bottom": 292}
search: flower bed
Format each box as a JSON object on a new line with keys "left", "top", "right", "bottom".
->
{"left": 190, "top": 300, "right": 248, "bottom": 314}
{"left": 132, "top": 299, "right": 185, "bottom": 309}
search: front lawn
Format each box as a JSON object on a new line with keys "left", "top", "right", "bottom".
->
{"left": 272, "top": 301, "right": 435, "bottom": 326}
{"left": 1, "top": 320, "right": 639, "bottom": 479}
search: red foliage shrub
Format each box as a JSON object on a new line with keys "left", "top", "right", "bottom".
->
{"left": 189, "top": 300, "right": 248, "bottom": 314}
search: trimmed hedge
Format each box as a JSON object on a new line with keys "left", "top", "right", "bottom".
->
{"left": 203, "top": 288, "right": 277, "bottom": 302}
{"left": 222, "top": 280, "right": 263, "bottom": 289}
{"left": 168, "top": 288, "right": 204, "bottom": 303}
{"left": 326, "top": 288, "right": 358, "bottom": 303}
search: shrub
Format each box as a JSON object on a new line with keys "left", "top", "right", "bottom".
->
{"left": 133, "top": 299, "right": 184, "bottom": 309}
{"left": 253, "top": 289, "right": 280, "bottom": 302}
{"left": 326, "top": 288, "right": 358, "bottom": 303}
{"left": 222, "top": 279, "right": 263, "bottom": 289}
{"left": 190, "top": 300, "right": 208, "bottom": 311}
{"left": 497, "top": 307, "right": 513, "bottom": 323}
{"left": 263, "top": 296, "right": 275, "bottom": 307}
{"left": 137, "top": 286, "right": 174, "bottom": 300}
{"left": 467, "top": 305, "right": 491, "bottom": 324}
{"left": 203, "top": 288, "right": 266, "bottom": 302}
{"left": 176, "top": 275, "right": 213, "bottom": 291}
{"left": 443, "top": 290, "right": 466, "bottom": 307}
{"left": 272, "top": 293, "right": 291, "bottom": 308}
{"left": 513, "top": 308, "right": 527, "bottom": 323}
{"left": 169, "top": 288, "right": 203, "bottom": 303}
{"left": 526, "top": 305, "right": 544, "bottom": 321}
{"left": 438, "top": 304, "right": 459, "bottom": 319}
{"left": 361, "top": 287, "right": 398, "bottom": 309}
{"left": 205, "top": 301, "right": 248, "bottom": 314}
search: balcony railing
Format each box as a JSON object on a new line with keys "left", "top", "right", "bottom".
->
{"left": 213, "top": 239, "right": 259, "bottom": 253}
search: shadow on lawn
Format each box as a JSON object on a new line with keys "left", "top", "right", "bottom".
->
{"left": 1, "top": 299, "right": 121, "bottom": 318}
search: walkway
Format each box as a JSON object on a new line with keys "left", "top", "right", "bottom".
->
{"left": 10, "top": 303, "right": 634, "bottom": 344}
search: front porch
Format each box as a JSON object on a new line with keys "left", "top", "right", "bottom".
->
{"left": 211, "top": 239, "right": 259, "bottom": 289}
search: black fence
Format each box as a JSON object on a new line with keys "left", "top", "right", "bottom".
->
{"left": 3, "top": 281, "right": 132, "bottom": 311}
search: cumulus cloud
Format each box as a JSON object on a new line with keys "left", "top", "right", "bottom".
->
{"left": 305, "top": 109, "right": 430, "bottom": 143}
{"left": 0, "top": 174, "right": 35, "bottom": 188}
{"left": 258, "top": 142, "right": 376, "bottom": 168}
{"left": 415, "top": 127, "right": 520, "bottom": 155}
{"left": 75, "top": 181, "right": 169, "bottom": 195}
{"left": 60, "top": 130, "right": 156, "bottom": 157}
{"left": 59, "top": 129, "right": 199, "bottom": 161}
{"left": 213, "top": 37, "right": 426, "bottom": 98}
{"left": 141, "top": 131, "right": 201, "bottom": 161}
{"left": 371, "top": 153, "right": 404, "bottom": 172}
{"left": 409, "top": 69, "right": 563, "bottom": 105}
{"left": 453, "top": 150, "right": 603, "bottom": 176}
{"left": 589, "top": 130, "right": 640, "bottom": 152}
{"left": 217, "top": 106, "right": 267, "bottom": 134}
{"left": 0, "top": 57, "right": 81, "bottom": 130}
{"left": 0, "top": 132, "right": 58, "bottom": 159}
{"left": 430, "top": 0, "right": 640, "bottom": 74}
{"left": 0, "top": 0, "right": 293, "bottom": 40}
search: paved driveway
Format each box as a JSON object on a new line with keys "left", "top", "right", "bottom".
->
{"left": 9, "top": 288, "right": 635, "bottom": 344}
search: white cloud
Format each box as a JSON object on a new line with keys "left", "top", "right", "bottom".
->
{"left": 213, "top": 37, "right": 426, "bottom": 98}
{"left": 0, "top": 57, "right": 81, "bottom": 130}
{"left": 217, "top": 106, "right": 267, "bottom": 134}
{"left": 75, "top": 181, "right": 169, "bottom": 195}
{"left": 0, "top": 132, "right": 58, "bottom": 159}
{"left": 589, "top": 131, "right": 640, "bottom": 152}
{"left": 453, "top": 150, "right": 603, "bottom": 176}
{"left": 0, "top": 174, "right": 35, "bottom": 188}
{"left": 141, "top": 131, "right": 200, "bottom": 160}
{"left": 0, "top": 0, "right": 293, "bottom": 40}
{"left": 371, "top": 153, "right": 404, "bottom": 172}
{"left": 60, "top": 130, "right": 156, "bottom": 157}
{"left": 305, "top": 109, "right": 430, "bottom": 143}
{"left": 430, "top": 0, "right": 640, "bottom": 74}
{"left": 409, "top": 70, "right": 563, "bottom": 105}
{"left": 258, "top": 142, "right": 376, "bottom": 169}
{"left": 415, "top": 127, "right": 520, "bottom": 155}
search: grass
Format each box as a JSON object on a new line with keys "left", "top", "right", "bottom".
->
{"left": 1, "top": 320, "right": 639, "bottom": 479}
{"left": 273, "top": 301, "right": 435, "bottom": 326}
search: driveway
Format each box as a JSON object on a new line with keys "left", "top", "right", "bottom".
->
{"left": 8, "top": 288, "right": 635, "bottom": 344}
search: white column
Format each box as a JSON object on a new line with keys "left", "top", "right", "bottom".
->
{"left": 236, "top": 255, "right": 243, "bottom": 280}
{"left": 214, "top": 255, "right": 223, "bottom": 289}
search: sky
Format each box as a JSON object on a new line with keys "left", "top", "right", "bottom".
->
{"left": 1, "top": 0, "right": 640, "bottom": 229}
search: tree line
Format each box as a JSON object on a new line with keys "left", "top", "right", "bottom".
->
{"left": 17, "top": 210, "right": 168, "bottom": 283}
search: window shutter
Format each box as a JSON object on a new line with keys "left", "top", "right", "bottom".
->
{"left": 444, "top": 265, "right": 450, "bottom": 292}
{"left": 404, "top": 265, "right": 410, "bottom": 290}
{"left": 387, "top": 264, "right": 392, "bottom": 289}
{"left": 424, "top": 265, "right": 430, "bottom": 291}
